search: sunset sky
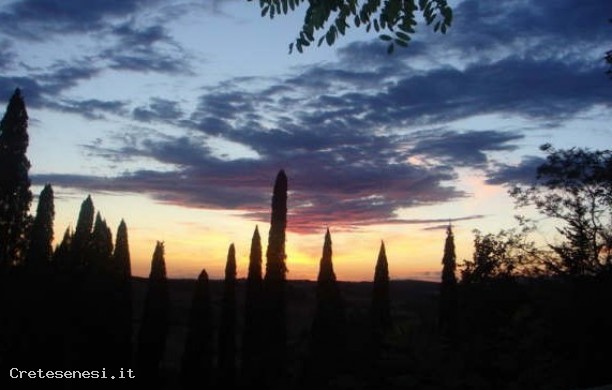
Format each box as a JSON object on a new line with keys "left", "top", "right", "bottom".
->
{"left": 1, "top": 0, "right": 611, "bottom": 281}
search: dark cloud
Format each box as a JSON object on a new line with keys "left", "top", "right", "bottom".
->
{"left": 0, "top": 77, "right": 45, "bottom": 107}
{"left": 16, "top": 0, "right": 612, "bottom": 234}
{"left": 0, "top": 0, "right": 152, "bottom": 39}
{"left": 486, "top": 156, "right": 545, "bottom": 186}
{"left": 50, "top": 99, "right": 128, "bottom": 119}
{"left": 409, "top": 130, "right": 524, "bottom": 167}
{"left": 1, "top": 65, "right": 124, "bottom": 120}
{"left": 37, "top": 132, "right": 466, "bottom": 233}
{"left": 102, "top": 22, "right": 192, "bottom": 74}
{"left": 133, "top": 98, "right": 183, "bottom": 122}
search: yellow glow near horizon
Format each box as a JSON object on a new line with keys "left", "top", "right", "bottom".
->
{"left": 41, "top": 171, "right": 521, "bottom": 283}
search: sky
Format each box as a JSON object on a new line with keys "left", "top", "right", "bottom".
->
{"left": 0, "top": 0, "right": 611, "bottom": 281}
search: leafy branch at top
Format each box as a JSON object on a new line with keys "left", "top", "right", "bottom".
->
{"left": 248, "top": 0, "right": 453, "bottom": 54}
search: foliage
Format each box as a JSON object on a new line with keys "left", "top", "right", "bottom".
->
{"left": 266, "top": 169, "right": 288, "bottom": 280}
{"left": 242, "top": 225, "right": 264, "bottom": 386}
{"left": 70, "top": 195, "right": 94, "bottom": 270}
{"left": 136, "top": 241, "right": 170, "bottom": 383}
{"left": 461, "top": 223, "right": 545, "bottom": 283}
{"left": 218, "top": 243, "right": 238, "bottom": 387}
{"left": 181, "top": 269, "right": 213, "bottom": 389}
{"left": 303, "top": 228, "right": 346, "bottom": 386}
{"left": 26, "top": 184, "right": 54, "bottom": 270}
{"left": 440, "top": 224, "right": 456, "bottom": 286}
{"left": 112, "top": 219, "right": 133, "bottom": 368}
{"left": 0, "top": 88, "right": 32, "bottom": 268}
{"left": 510, "top": 144, "right": 612, "bottom": 276}
{"left": 439, "top": 224, "right": 457, "bottom": 343}
{"left": 371, "top": 241, "right": 391, "bottom": 336}
{"left": 249, "top": 0, "right": 453, "bottom": 54}
{"left": 263, "top": 169, "right": 289, "bottom": 389}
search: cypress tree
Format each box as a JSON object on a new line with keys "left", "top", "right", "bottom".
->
{"left": 263, "top": 169, "right": 288, "bottom": 389}
{"left": 180, "top": 269, "right": 213, "bottom": 389}
{"left": 439, "top": 224, "right": 458, "bottom": 344}
{"left": 81, "top": 212, "right": 115, "bottom": 369}
{"left": 371, "top": 241, "right": 391, "bottom": 346}
{"left": 136, "top": 241, "right": 170, "bottom": 385}
{"left": 303, "top": 228, "right": 346, "bottom": 387}
{"left": 88, "top": 212, "right": 113, "bottom": 271}
{"left": 218, "top": 243, "right": 237, "bottom": 388}
{"left": 113, "top": 219, "right": 132, "bottom": 280}
{"left": 241, "top": 225, "right": 263, "bottom": 387}
{"left": 26, "top": 184, "right": 54, "bottom": 271}
{"left": 112, "top": 219, "right": 133, "bottom": 368}
{"left": 365, "top": 241, "right": 392, "bottom": 386}
{"left": 71, "top": 195, "right": 94, "bottom": 270}
{"left": 0, "top": 88, "right": 32, "bottom": 269}
{"left": 52, "top": 227, "right": 72, "bottom": 269}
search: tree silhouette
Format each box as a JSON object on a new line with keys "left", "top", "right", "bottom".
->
{"left": 303, "top": 228, "right": 346, "bottom": 388}
{"left": 26, "top": 184, "right": 54, "bottom": 272}
{"left": 111, "top": 219, "right": 133, "bottom": 369}
{"left": 249, "top": 0, "right": 453, "bottom": 54}
{"left": 241, "top": 225, "right": 264, "bottom": 387}
{"left": 52, "top": 227, "right": 72, "bottom": 269}
{"left": 218, "top": 243, "right": 237, "bottom": 388}
{"left": 439, "top": 224, "right": 458, "bottom": 344}
{"left": 510, "top": 144, "right": 612, "bottom": 276}
{"left": 136, "top": 241, "right": 170, "bottom": 385}
{"left": 70, "top": 195, "right": 94, "bottom": 271}
{"left": 181, "top": 269, "right": 214, "bottom": 390}
{"left": 263, "top": 169, "right": 289, "bottom": 389}
{"left": 372, "top": 241, "right": 391, "bottom": 332}
{"left": 0, "top": 88, "right": 32, "bottom": 269}
{"left": 365, "top": 241, "right": 392, "bottom": 386}
{"left": 88, "top": 212, "right": 113, "bottom": 272}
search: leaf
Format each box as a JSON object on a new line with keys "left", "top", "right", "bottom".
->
{"left": 261, "top": 5, "right": 269, "bottom": 17}
{"left": 380, "top": 34, "right": 393, "bottom": 41}
{"left": 387, "top": 43, "right": 395, "bottom": 54}
{"left": 395, "top": 31, "right": 409, "bottom": 41}
{"left": 325, "top": 29, "right": 335, "bottom": 46}
{"left": 394, "top": 38, "right": 409, "bottom": 47}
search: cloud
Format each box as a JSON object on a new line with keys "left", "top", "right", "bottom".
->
{"left": 409, "top": 130, "right": 524, "bottom": 167}
{"left": 16, "top": 0, "right": 612, "bottom": 234}
{"left": 0, "top": 0, "right": 153, "bottom": 39}
{"left": 133, "top": 98, "right": 184, "bottom": 122}
{"left": 36, "top": 132, "right": 466, "bottom": 233}
{"left": 101, "top": 22, "right": 192, "bottom": 74}
{"left": 486, "top": 156, "right": 546, "bottom": 186}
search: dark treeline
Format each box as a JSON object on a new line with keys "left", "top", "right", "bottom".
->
{"left": 1, "top": 88, "right": 612, "bottom": 390}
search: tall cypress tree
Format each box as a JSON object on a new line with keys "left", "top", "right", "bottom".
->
{"left": 303, "top": 228, "right": 346, "bottom": 387}
{"left": 218, "top": 243, "right": 237, "bottom": 388}
{"left": 112, "top": 219, "right": 133, "bottom": 368}
{"left": 0, "top": 88, "right": 32, "bottom": 269}
{"left": 263, "top": 169, "right": 288, "bottom": 389}
{"left": 136, "top": 241, "right": 170, "bottom": 385}
{"left": 439, "top": 224, "right": 458, "bottom": 344}
{"left": 26, "top": 184, "right": 54, "bottom": 271}
{"left": 52, "top": 227, "right": 72, "bottom": 270}
{"left": 366, "top": 241, "right": 392, "bottom": 386}
{"left": 371, "top": 241, "right": 391, "bottom": 347}
{"left": 81, "top": 212, "right": 115, "bottom": 369}
{"left": 88, "top": 212, "right": 113, "bottom": 272}
{"left": 71, "top": 195, "right": 94, "bottom": 270}
{"left": 181, "top": 269, "right": 213, "bottom": 389}
{"left": 242, "top": 225, "right": 263, "bottom": 387}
